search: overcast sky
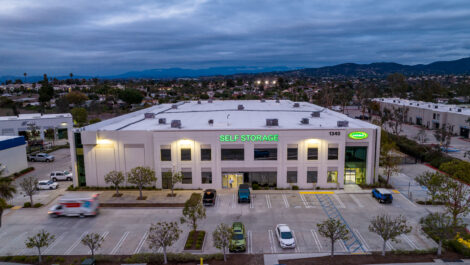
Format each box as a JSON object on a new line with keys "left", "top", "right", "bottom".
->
{"left": 1, "top": 0, "right": 469, "bottom": 76}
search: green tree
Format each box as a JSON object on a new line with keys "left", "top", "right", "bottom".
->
{"left": 163, "top": 170, "right": 183, "bottom": 197}
{"left": 55, "top": 96, "right": 70, "bottom": 113}
{"left": 0, "top": 166, "right": 16, "bottom": 228}
{"left": 19, "top": 176, "right": 38, "bottom": 205}
{"left": 66, "top": 91, "right": 88, "bottom": 105}
{"left": 439, "top": 178, "right": 470, "bottom": 227}
{"left": 147, "top": 222, "right": 182, "bottom": 264}
{"left": 414, "top": 128, "right": 428, "bottom": 144}
{"left": 118, "top": 88, "right": 143, "bottom": 105}
{"left": 212, "top": 223, "right": 232, "bottom": 262}
{"left": 439, "top": 161, "right": 470, "bottom": 184}
{"left": 0, "top": 96, "right": 19, "bottom": 116}
{"left": 81, "top": 233, "right": 105, "bottom": 258}
{"left": 369, "top": 214, "right": 412, "bottom": 256}
{"left": 180, "top": 193, "right": 206, "bottom": 232}
{"left": 433, "top": 124, "right": 453, "bottom": 152}
{"left": 127, "top": 166, "right": 156, "bottom": 200}
{"left": 380, "top": 133, "right": 400, "bottom": 184}
{"left": 38, "top": 74, "right": 54, "bottom": 112}
{"left": 104, "top": 170, "right": 125, "bottom": 197}
{"left": 414, "top": 172, "right": 445, "bottom": 204}
{"left": 70, "top": 107, "right": 88, "bottom": 126}
{"left": 420, "top": 212, "right": 456, "bottom": 256}
{"left": 25, "top": 230, "right": 55, "bottom": 263}
{"left": 317, "top": 218, "right": 349, "bottom": 257}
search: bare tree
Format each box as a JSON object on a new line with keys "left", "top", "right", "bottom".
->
{"left": 164, "top": 170, "right": 183, "bottom": 197}
{"left": 434, "top": 124, "right": 453, "bottom": 152}
{"left": 420, "top": 212, "right": 456, "bottom": 256}
{"left": 25, "top": 230, "right": 55, "bottom": 263}
{"left": 19, "top": 176, "right": 38, "bottom": 205}
{"left": 414, "top": 128, "right": 429, "bottom": 144}
{"left": 380, "top": 139, "right": 400, "bottom": 185}
{"left": 127, "top": 166, "right": 157, "bottom": 200}
{"left": 212, "top": 223, "right": 233, "bottom": 262}
{"left": 317, "top": 218, "right": 349, "bottom": 257}
{"left": 388, "top": 107, "right": 409, "bottom": 135}
{"left": 147, "top": 221, "right": 182, "bottom": 264}
{"left": 81, "top": 233, "right": 105, "bottom": 258}
{"left": 439, "top": 178, "right": 470, "bottom": 227}
{"left": 104, "top": 170, "right": 125, "bottom": 197}
{"left": 369, "top": 214, "right": 412, "bottom": 256}
{"left": 180, "top": 193, "right": 206, "bottom": 232}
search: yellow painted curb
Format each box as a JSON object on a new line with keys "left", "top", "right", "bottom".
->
{"left": 299, "top": 191, "right": 334, "bottom": 194}
{"left": 392, "top": 190, "right": 400, "bottom": 194}
{"left": 11, "top": 206, "right": 22, "bottom": 210}
{"left": 351, "top": 252, "right": 368, "bottom": 255}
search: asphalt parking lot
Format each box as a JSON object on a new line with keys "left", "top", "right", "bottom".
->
{"left": 0, "top": 189, "right": 437, "bottom": 256}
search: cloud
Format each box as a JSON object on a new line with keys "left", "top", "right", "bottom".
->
{"left": 0, "top": 0, "right": 469, "bottom": 75}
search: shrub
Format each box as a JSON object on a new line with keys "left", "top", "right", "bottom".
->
{"left": 252, "top": 183, "right": 259, "bottom": 190}
{"left": 391, "top": 248, "right": 437, "bottom": 255}
{"left": 23, "top": 202, "right": 31, "bottom": 208}
{"left": 292, "top": 185, "right": 299, "bottom": 190}
{"left": 33, "top": 203, "right": 43, "bottom": 208}
{"left": 446, "top": 239, "right": 470, "bottom": 257}
{"left": 55, "top": 257, "right": 65, "bottom": 263}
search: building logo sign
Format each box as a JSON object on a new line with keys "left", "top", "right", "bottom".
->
{"left": 348, "top": 131, "right": 368, "bottom": 140}
{"left": 219, "top": 134, "right": 279, "bottom": 142}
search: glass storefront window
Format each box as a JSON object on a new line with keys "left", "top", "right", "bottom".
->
{"left": 345, "top": 146, "right": 367, "bottom": 184}
{"left": 307, "top": 148, "right": 318, "bottom": 160}
{"left": 327, "top": 170, "right": 338, "bottom": 183}
{"left": 254, "top": 148, "right": 277, "bottom": 160}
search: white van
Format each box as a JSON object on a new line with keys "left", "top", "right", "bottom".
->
{"left": 48, "top": 193, "right": 99, "bottom": 218}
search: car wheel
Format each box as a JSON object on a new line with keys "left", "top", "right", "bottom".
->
{"left": 67, "top": 177, "right": 72, "bottom": 181}
{"left": 53, "top": 178, "right": 57, "bottom": 181}
{"left": 50, "top": 187, "right": 53, "bottom": 190}
{"left": 79, "top": 214, "right": 85, "bottom": 218}
{"left": 45, "top": 159, "right": 50, "bottom": 162}
{"left": 31, "top": 159, "right": 35, "bottom": 162}
{"left": 52, "top": 213, "right": 59, "bottom": 218}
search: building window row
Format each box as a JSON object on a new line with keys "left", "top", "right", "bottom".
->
{"left": 285, "top": 169, "right": 337, "bottom": 184}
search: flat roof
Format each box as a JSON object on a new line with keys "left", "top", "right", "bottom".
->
{"left": 0, "top": 113, "right": 72, "bottom": 121}
{"left": 373, "top": 98, "right": 470, "bottom": 116}
{"left": 84, "top": 100, "right": 378, "bottom": 131}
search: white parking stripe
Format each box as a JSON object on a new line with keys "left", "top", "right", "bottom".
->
{"left": 250, "top": 195, "right": 254, "bottom": 208}
{"left": 282, "top": 194, "right": 289, "bottom": 208}
{"left": 339, "top": 240, "right": 347, "bottom": 252}
{"left": 350, "top": 194, "right": 364, "bottom": 208}
{"left": 134, "top": 231, "right": 148, "bottom": 254}
{"left": 44, "top": 232, "right": 68, "bottom": 254}
{"left": 65, "top": 231, "right": 88, "bottom": 255}
{"left": 266, "top": 194, "right": 272, "bottom": 208}
{"left": 91, "top": 231, "right": 109, "bottom": 254}
{"left": 386, "top": 241, "right": 395, "bottom": 250}
{"left": 247, "top": 231, "right": 253, "bottom": 254}
{"left": 232, "top": 194, "right": 236, "bottom": 208}
{"left": 310, "top": 229, "right": 322, "bottom": 251}
{"left": 214, "top": 195, "right": 219, "bottom": 208}
{"left": 292, "top": 230, "right": 300, "bottom": 253}
{"left": 402, "top": 234, "right": 419, "bottom": 249}
{"left": 300, "top": 194, "right": 310, "bottom": 208}
{"left": 111, "top": 231, "right": 129, "bottom": 255}
{"left": 268, "top": 229, "right": 276, "bottom": 253}
{"left": 353, "top": 229, "right": 369, "bottom": 251}
{"left": 332, "top": 194, "right": 346, "bottom": 208}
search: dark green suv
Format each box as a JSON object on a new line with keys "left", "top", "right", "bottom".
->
{"left": 229, "top": 222, "right": 246, "bottom": 252}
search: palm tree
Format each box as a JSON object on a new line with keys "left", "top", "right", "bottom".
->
{"left": 23, "top": 72, "right": 27, "bottom": 83}
{"left": 69, "top": 73, "right": 73, "bottom": 79}
{"left": 0, "top": 164, "right": 17, "bottom": 228}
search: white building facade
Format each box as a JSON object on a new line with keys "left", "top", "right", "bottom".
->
{"left": 74, "top": 100, "right": 380, "bottom": 189}
{"left": 0, "top": 136, "right": 28, "bottom": 176}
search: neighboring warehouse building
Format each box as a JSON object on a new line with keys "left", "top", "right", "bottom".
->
{"left": 0, "top": 136, "right": 28, "bottom": 176}
{"left": 373, "top": 98, "right": 470, "bottom": 138}
{"left": 0, "top": 113, "right": 73, "bottom": 140}
{"left": 73, "top": 100, "right": 380, "bottom": 189}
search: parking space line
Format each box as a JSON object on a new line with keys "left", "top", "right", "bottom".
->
{"left": 250, "top": 195, "right": 254, "bottom": 208}
{"left": 353, "top": 229, "right": 369, "bottom": 251}
{"left": 44, "top": 232, "right": 68, "bottom": 254}
{"left": 292, "top": 230, "right": 300, "bottom": 253}
{"left": 111, "top": 231, "right": 129, "bottom": 255}
{"left": 399, "top": 194, "right": 417, "bottom": 208}
{"left": 232, "top": 194, "right": 236, "bottom": 208}
{"left": 65, "top": 231, "right": 88, "bottom": 255}
{"left": 332, "top": 194, "right": 346, "bottom": 208}
{"left": 299, "top": 191, "right": 334, "bottom": 194}
{"left": 134, "top": 231, "right": 148, "bottom": 254}
{"left": 214, "top": 195, "right": 219, "bottom": 208}
{"left": 299, "top": 194, "right": 310, "bottom": 208}
{"left": 402, "top": 234, "right": 419, "bottom": 249}
{"left": 310, "top": 229, "right": 322, "bottom": 251}
{"left": 266, "top": 194, "right": 272, "bottom": 208}
{"left": 386, "top": 241, "right": 395, "bottom": 250}
{"left": 282, "top": 194, "right": 290, "bottom": 208}
{"left": 268, "top": 229, "right": 276, "bottom": 253}
{"left": 350, "top": 194, "right": 364, "bottom": 208}
{"left": 339, "top": 240, "right": 347, "bottom": 252}
{"left": 247, "top": 231, "right": 252, "bottom": 254}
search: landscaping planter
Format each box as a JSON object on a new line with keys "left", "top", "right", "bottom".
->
{"left": 184, "top": 230, "right": 206, "bottom": 251}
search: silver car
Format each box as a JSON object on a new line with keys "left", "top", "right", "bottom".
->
{"left": 28, "top": 153, "right": 55, "bottom": 162}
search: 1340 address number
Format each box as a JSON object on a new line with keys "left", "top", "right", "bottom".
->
{"left": 329, "top": 131, "right": 341, "bottom": 136}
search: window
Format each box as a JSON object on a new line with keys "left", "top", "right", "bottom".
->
{"left": 307, "top": 171, "right": 318, "bottom": 183}
{"left": 287, "top": 148, "right": 298, "bottom": 160}
{"left": 287, "top": 171, "right": 297, "bottom": 183}
{"left": 307, "top": 148, "right": 318, "bottom": 160}
{"left": 201, "top": 171, "right": 212, "bottom": 184}
{"left": 201, "top": 148, "right": 211, "bottom": 161}
{"left": 181, "top": 148, "right": 191, "bottom": 161}
{"left": 254, "top": 148, "right": 277, "bottom": 160}
{"left": 327, "top": 170, "right": 338, "bottom": 183}
{"left": 182, "top": 171, "right": 192, "bottom": 184}
{"left": 221, "top": 148, "right": 244, "bottom": 160}
{"left": 161, "top": 148, "right": 171, "bottom": 161}
{"left": 328, "top": 148, "right": 338, "bottom": 160}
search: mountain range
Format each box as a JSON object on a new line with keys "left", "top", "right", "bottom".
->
{"left": 1, "top": 57, "right": 470, "bottom": 82}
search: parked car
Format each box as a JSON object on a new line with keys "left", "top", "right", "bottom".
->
{"left": 50, "top": 171, "right": 73, "bottom": 181}
{"left": 28, "top": 153, "right": 55, "bottom": 162}
{"left": 203, "top": 189, "right": 217, "bottom": 206}
{"left": 372, "top": 188, "right": 393, "bottom": 204}
{"left": 37, "top": 180, "right": 58, "bottom": 190}
{"left": 238, "top": 184, "right": 251, "bottom": 203}
{"left": 229, "top": 222, "right": 246, "bottom": 252}
{"left": 275, "top": 224, "right": 296, "bottom": 249}
{"left": 48, "top": 193, "right": 99, "bottom": 218}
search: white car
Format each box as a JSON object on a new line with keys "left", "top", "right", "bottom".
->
{"left": 275, "top": 224, "right": 296, "bottom": 248}
{"left": 50, "top": 171, "right": 73, "bottom": 181}
{"left": 37, "top": 180, "right": 58, "bottom": 190}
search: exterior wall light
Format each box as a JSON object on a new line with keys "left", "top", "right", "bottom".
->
{"left": 97, "top": 139, "right": 112, "bottom": 145}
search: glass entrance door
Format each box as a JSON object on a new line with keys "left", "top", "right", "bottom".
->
{"left": 344, "top": 169, "right": 356, "bottom": 184}
{"left": 222, "top": 173, "right": 243, "bottom": 189}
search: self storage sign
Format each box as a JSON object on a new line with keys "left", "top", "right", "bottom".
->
{"left": 219, "top": 134, "right": 279, "bottom": 142}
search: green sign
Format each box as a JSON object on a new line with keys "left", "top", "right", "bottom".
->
{"left": 348, "top": 131, "right": 368, "bottom": 140}
{"left": 219, "top": 134, "right": 279, "bottom": 142}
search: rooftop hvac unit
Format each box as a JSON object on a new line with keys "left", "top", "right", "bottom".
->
{"left": 393, "top": 100, "right": 396, "bottom": 103}
{"left": 171, "top": 120, "right": 181, "bottom": 128}
{"left": 381, "top": 99, "right": 384, "bottom": 101}
{"left": 238, "top": 104, "right": 244, "bottom": 110}
{"left": 311, "top": 111, "right": 321, "bottom": 118}
{"left": 197, "top": 100, "right": 201, "bottom": 104}
{"left": 208, "top": 119, "right": 214, "bottom": 125}
{"left": 428, "top": 104, "right": 431, "bottom": 107}
{"left": 301, "top": 118, "right": 309, "bottom": 124}
{"left": 275, "top": 99, "right": 280, "bottom": 103}
{"left": 337, "top": 120, "right": 349, "bottom": 127}
{"left": 260, "top": 99, "right": 266, "bottom": 102}
{"left": 417, "top": 103, "right": 420, "bottom": 106}
{"left": 171, "top": 104, "right": 178, "bottom": 109}
{"left": 449, "top": 108, "right": 452, "bottom": 111}
{"left": 208, "top": 99, "right": 213, "bottom": 103}
{"left": 434, "top": 105, "right": 438, "bottom": 109}
{"left": 293, "top": 102, "right": 300, "bottom": 108}
{"left": 144, "top": 113, "right": 155, "bottom": 119}
{"left": 266, "top": 119, "right": 279, "bottom": 126}
{"left": 158, "top": 118, "right": 166, "bottom": 124}
{"left": 458, "top": 109, "right": 462, "bottom": 112}
{"left": 410, "top": 103, "right": 413, "bottom": 105}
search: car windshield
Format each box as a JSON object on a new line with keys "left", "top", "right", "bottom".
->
{"left": 232, "top": 234, "right": 244, "bottom": 240}
{"left": 63, "top": 171, "right": 70, "bottom": 175}
{"left": 280, "top": 231, "right": 293, "bottom": 239}
{"left": 47, "top": 180, "right": 53, "bottom": 184}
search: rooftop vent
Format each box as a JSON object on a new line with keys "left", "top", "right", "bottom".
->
{"left": 197, "top": 100, "right": 201, "bottom": 104}
{"left": 293, "top": 103, "right": 300, "bottom": 108}
{"left": 208, "top": 99, "right": 213, "bottom": 103}
{"left": 428, "top": 104, "right": 431, "bottom": 107}
{"left": 144, "top": 113, "right": 155, "bottom": 119}
{"left": 301, "top": 118, "right": 309, "bottom": 124}
{"left": 449, "top": 108, "right": 452, "bottom": 111}
{"left": 275, "top": 99, "right": 280, "bottom": 103}
{"left": 171, "top": 120, "right": 181, "bottom": 128}
{"left": 409, "top": 103, "right": 413, "bottom": 105}
{"left": 237, "top": 104, "right": 244, "bottom": 110}
{"left": 266, "top": 119, "right": 279, "bottom": 126}
{"left": 337, "top": 120, "right": 349, "bottom": 127}
{"left": 393, "top": 100, "right": 396, "bottom": 103}
{"left": 417, "top": 103, "right": 420, "bottom": 106}
{"left": 171, "top": 104, "right": 178, "bottom": 109}
{"left": 260, "top": 99, "right": 266, "bottom": 102}
{"left": 208, "top": 119, "right": 214, "bottom": 125}
{"left": 158, "top": 118, "right": 166, "bottom": 124}
{"left": 458, "top": 108, "right": 462, "bottom": 112}
{"left": 311, "top": 111, "right": 321, "bottom": 118}
{"left": 381, "top": 99, "right": 384, "bottom": 101}
{"left": 434, "top": 105, "right": 438, "bottom": 109}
